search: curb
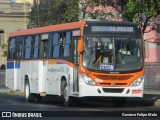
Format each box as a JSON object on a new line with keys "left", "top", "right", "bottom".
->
{"left": 0, "top": 88, "right": 11, "bottom": 92}
{"left": 154, "top": 99, "right": 160, "bottom": 106}
{"left": 127, "top": 94, "right": 160, "bottom": 107}
{"left": 144, "top": 94, "right": 160, "bottom": 107}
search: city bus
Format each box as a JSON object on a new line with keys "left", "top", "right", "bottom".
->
{"left": 6, "top": 20, "right": 144, "bottom": 107}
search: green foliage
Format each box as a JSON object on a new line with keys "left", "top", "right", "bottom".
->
{"left": 28, "top": 0, "right": 160, "bottom": 35}
{"left": 28, "top": 0, "right": 80, "bottom": 28}
{"left": 1, "top": 44, "right": 7, "bottom": 57}
{"left": 87, "top": 11, "right": 115, "bottom": 20}
{"left": 124, "top": 0, "right": 159, "bottom": 33}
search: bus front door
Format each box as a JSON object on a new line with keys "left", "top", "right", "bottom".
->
{"left": 15, "top": 42, "right": 22, "bottom": 91}
{"left": 73, "top": 37, "right": 80, "bottom": 93}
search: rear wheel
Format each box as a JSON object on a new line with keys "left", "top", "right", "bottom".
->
{"left": 25, "top": 81, "right": 36, "bottom": 102}
{"left": 35, "top": 95, "right": 42, "bottom": 103}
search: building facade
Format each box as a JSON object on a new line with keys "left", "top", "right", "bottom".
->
{"left": 0, "top": 0, "right": 32, "bottom": 67}
{"left": 16, "top": 0, "right": 33, "bottom": 4}
{"left": 144, "top": 16, "right": 160, "bottom": 89}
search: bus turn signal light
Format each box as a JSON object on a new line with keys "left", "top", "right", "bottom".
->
{"left": 132, "top": 89, "right": 142, "bottom": 94}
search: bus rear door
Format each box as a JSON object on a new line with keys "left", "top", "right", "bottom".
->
{"left": 15, "top": 40, "right": 23, "bottom": 91}
{"left": 40, "top": 34, "right": 49, "bottom": 95}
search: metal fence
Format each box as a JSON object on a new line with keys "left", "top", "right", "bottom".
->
{"left": 0, "top": 63, "right": 160, "bottom": 89}
{"left": 0, "top": 70, "right": 5, "bottom": 87}
{"left": 144, "top": 62, "right": 160, "bottom": 89}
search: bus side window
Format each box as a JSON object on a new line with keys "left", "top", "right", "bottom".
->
{"left": 50, "top": 33, "right": 54, "bottom": 57}
{"left": 59, "top": 32, "right": 66, "bottom": 57}
{"left": 24, "top": 36, "right": 31, "bottom": 59}
{"left": 33, "top": 35, "right": 39, "bottom": 58}
{"left": 8, "top": 38, "right": 15, "bottom": 59}
{"left": 63, "top": 31, "right": 71, "bottom": 57}
{"left": 53, "top": 33, "right": 59, "bottom": 57}
{"left": 31, "top": 36, "right": 35, "bottom": 58}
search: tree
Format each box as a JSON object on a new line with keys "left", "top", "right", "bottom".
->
{"left": 124, "top": 0, "right": 160, "bottom": 34}
{"left": 81, "top": 0, "right": 160, "bottom": 35}
{"left": 82, "top": 0, "right": 128, "bottom": 20}
{"left": 1, "top": 44, "right": 7, "bottom": 57}
{"left": 28, "top": 0, "right": 80, "bottom": 28}
{"left": 28, "top": 0, "right": 160, "bottom": 35}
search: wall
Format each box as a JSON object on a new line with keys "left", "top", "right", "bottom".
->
{"left": 0, "top": 0, "right": 31, "bottom": 66}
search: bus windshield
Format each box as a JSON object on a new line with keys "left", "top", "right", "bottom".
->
{"left": 83, "top": 36, "right": 143, "bottom": 72}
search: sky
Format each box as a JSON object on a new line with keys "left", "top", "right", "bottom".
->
{"left": 11, "top": 0, "right": 16, "bottom": 3}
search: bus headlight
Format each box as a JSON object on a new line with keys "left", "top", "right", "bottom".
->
{"left": 130, "top": 76, "right": 144, "bottom": 86}
{"left": 80, "top": 74, "right": 97, "bottom": 86}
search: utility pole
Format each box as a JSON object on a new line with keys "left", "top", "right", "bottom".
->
{"left": 34, "top": 0, "right": 40, "bottom": 27}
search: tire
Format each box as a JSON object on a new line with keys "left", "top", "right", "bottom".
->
{"left": 112, "top": 97, "right": 126, "bottom": 107}
{"left": 35, "top": 95, "right": 42, "bottom": 103}
{"left": 62, "top": 81, "right": 76, "bottom": 107}
{"left": 25, "top": 81, "right": 36, "bottom": 102}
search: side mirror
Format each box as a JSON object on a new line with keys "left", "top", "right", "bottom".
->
{"left": 77, "top": 39, "right": 84, "bottom": 53}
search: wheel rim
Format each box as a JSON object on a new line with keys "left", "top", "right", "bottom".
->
{"left": 25, "top": 84, "right": 29, "bottom": 98}
{"left": 64, "top": 86, "right": 69, "bottom": 102}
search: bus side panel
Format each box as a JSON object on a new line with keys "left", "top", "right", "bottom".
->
{"left": 6, "top": 69, "right": 14, "bottom": 91}
{"left": 30, "top": 61, "right": 39, "bottom": 93}
{"left": 6, "top": 61, "right": 20, "bottom": 91}
{"left": 38, "top": 61, "right": 46, "bottom": 93}
{"left": 21, "top": 61, "right": 38, "bottom": 93}
{"left": 21, "top": 61, "right": 30, "bottom": 91}
{"left": 47, "top": 61, "right": 73, "bottom": 96}
{"left": 47, "top": 63, "right": 66, "bottom": 95}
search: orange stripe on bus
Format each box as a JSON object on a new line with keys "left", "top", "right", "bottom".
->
{"left": 7, "top": 59, "right": 75, "bottom": 67}
{"left": 48, "top": 59, "right": 75, "bottom": 67}
{"left": 48, "top": 60, "right": 57, "bottom": 64}
{"left": 9, "top": 21, "right": 85, "bottom": 37}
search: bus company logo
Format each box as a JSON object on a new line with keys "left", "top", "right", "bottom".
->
{"left": 2, "top": 112, "right": 11, "bottom": 117}
{"left": 112, "top": 82, "right": 116, "bottom": 87}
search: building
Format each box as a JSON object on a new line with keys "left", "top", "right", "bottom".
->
{"left": 144, "top": 16, "right": 160, "bottom": 89}
{"left": 0, "top": 0, "right": 32, "bottom": 67}
{"left": 16, "top": 0, "right": 33, "bottom": 4}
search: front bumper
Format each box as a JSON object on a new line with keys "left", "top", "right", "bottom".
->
{"left": 79, "top": 77, "right": 144, "bottom": 98}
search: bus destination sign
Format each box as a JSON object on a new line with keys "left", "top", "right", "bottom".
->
{"left": 91, "top": 26, "right": 134, "bottom": 33}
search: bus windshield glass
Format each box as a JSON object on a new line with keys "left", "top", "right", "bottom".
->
{"left": 83, "top": 36, "right": 143, "bottom": 72}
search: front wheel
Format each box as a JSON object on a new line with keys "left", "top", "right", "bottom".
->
{"left": 62, "top": 81, "right": 76, "bottom": 107}
{"left": 25, "top": 81, "right": 36, "bottom": 102}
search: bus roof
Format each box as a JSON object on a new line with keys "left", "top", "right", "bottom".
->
{"left": 9, "top": 21, "right": 84, "bottom": 37}
{"left": 9, "top": 20, "right": 138, "bottom": 37}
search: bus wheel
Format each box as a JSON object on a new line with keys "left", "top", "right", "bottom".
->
{"left": 112, "top": 97, "right": 126, "bottom": 107}
{"left": 35, "top": 95, "right": 42, "bottom": 103}
{"left": 25, "top": 81, "right": 36, "bottom": 102}
{"left": 62, "top": 81, "right": 75, "bottom": 107}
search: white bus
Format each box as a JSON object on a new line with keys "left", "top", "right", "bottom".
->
{"left": 6, "top": 20, "right": 144, "bottom": 107}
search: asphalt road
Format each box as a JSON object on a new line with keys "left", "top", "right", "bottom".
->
{"left": 0, "top": 95, "right": 160, "bottom": 120}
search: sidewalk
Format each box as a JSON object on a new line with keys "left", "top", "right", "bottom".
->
{"left": 0, "top": 86, "right": 160, "bottom": 106}
{"left": 127, "top": 89, "right": 160, "bottom": 106}
{"left": 0, "top": 85, "right": 11, "bottom": 92}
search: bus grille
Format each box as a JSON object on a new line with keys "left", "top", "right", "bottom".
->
{"left": 94, "top": 74, "right": 133, "bottom": 87}
{"left": 94, "top": 74, "right": 133, "bottom": 80}
{"left": 102, "top": 88, "right": 124, "bottom": 93}
{"left": 99, "top": 83, "right": 127, "bottom": 86}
